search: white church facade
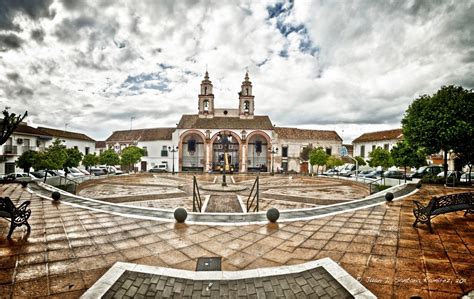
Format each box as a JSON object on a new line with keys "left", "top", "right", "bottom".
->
{"left": 106, "top": 72, "right": 343, "bottom": 173}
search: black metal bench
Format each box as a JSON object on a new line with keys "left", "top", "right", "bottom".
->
{"left": 413, "top": 192, "right": 473, "bottom": 233}
{"left": 0, "top": 197, "right": 31, "bottom": 238}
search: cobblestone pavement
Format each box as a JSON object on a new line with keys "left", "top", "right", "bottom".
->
{"left": 103, "top": 266, "right": 353, "bottom": 298}
{"left": 0, "top": 179, "right": 472, "bottom": 298}
{"left": 204, "top": 195, "right": 243, "bottom": 213}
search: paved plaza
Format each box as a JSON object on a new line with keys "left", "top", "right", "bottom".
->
{"left": 0, "top": 175, "right": 472, "bottom": 298}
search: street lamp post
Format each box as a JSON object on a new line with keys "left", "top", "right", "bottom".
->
{"left": 218, "top": 133, "right": 230, "bottom": 187}
{"left": 271, "top": 147, "right": 278, "bottom": 175}
{"left": 168, "top": 146, "right": 178, "bottom": 174}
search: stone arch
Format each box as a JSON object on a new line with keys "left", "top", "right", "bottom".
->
{"left": 179, "top": 130, "right": 207, "bottom": 172}
{"left": 210, "top": 131, "right": 242, "bottom": 172}
{"left": 246, "top": 131, "right": 272, "bottom": 172}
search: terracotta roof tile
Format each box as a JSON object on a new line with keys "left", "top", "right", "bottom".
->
{"left": 274, "top": 127, "right": 342, "bottom": 141}
{"left": 14, "top": 124, "right": 52, "bottom": 138}
{"left": 352, "top": 128, "right": 403, "bottom": 143}
{"left": 95, "top": 141, "right": 106, "bottom": 148}
{"left": 37, "top": 127, "right": 96, "bottom": 142}
{"left": 106, "top": 127, "right": 174, "bottom": 142}
{"left": 177, "top": 115, "right": 274, "bottom": 130}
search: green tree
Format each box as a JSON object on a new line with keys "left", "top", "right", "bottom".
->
{"left": 120, "top": 146, "right": 144, "bottom": 172}
{"left": 0, "top": 108, "right": 27, "bottom": 145}
{"left": 82, "top": 153, "right": 100, "bottom": 170}
{"left": 354, "top": 156, "right": 366, "bottom": 166}
{"left": 15, "top": 150, "right": 38, "bottom": 174}
{"left": 100, "top": 149, "right": 120, "bottom": 166}
{"left": 299, "top": 145, "right": 313, "bottom": 161}
{"left": 368, "top": 147, "right": 393, "bottom": 169}
{"left": 309, "top": 147, "right": 329, "bottom": 174}
{"left": 391, "top": 141, "right": 427, "bottom": 181}
{"left": 64, "top": 147, "right": 83, "bottom": 173}
{"left": 326, "top": 156, "right": 344, "bottom": 169}
{"left": 32, "top": 139, "right": 67, "bottom": 182}
{"left": 402, "top": 85, "right": 474, "bottom": 179}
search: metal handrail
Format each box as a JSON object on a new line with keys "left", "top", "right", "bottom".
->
{"left": 192, "top": 176, "right": 202, "bottom": 212}
{"left": 246, "top": 176, "right": 259, "bottom": 212}
{"left": 368, "top": 177, "right": 384, "bottom": 194}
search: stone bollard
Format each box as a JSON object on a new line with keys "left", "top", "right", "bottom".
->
{"left": 174, "top": 208, "right": 187, "bottom": 223}
{"left": 385, "top": 192, "right": 394, "bottom": 202}
{"left": 52, "top": 191, "right": 61, "bottom": 201}
{"left": 266, "top": 208, "right": 280, "bottom": 223}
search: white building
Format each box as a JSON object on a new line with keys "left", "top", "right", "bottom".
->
{"left": 1, "top": 124, "right": 96, "bottom": 175}
{"left": 0, "top": 123, "right": 52, "bottom": 174}
{"left": 105, "top": 128, "right": 177, "bottom": 172}
{"left": 38, "top": 127, "right": 96, "bottom": 156}
{"left": 352, "top": 128, "right": 403, "bottom": 160}
{"left": 105, "top": 72, "right": 343, "bottom": 173}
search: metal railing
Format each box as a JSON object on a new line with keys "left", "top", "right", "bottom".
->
{"left": 368, "top": 177, "right": 385, "bottom": 194}
{"left": 246, "top": 176, "right": 260, "bottom": 212}
{"left": 3, "top": 145, "right": 17, "bottom": 155}
{"left": 192, "top": 176, "right": 202, "bottom": 212}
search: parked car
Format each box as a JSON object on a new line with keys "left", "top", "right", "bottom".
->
{"left": 409, "top": 165, "right": 443, "bottom": 179}
{"left": 66, "top": 167, "right": 85, "bottom": 177}
{"left": 460, "top": 173, "right": 472, "bottom": 182}
{"left": 31, "top": 170, "right": 59, "bottom": 178}
{"left": 361, "top": 170, "right": 384, "bottom": 179}
{"left": 78, "top": 168, "right": 91, "bottom": 175}
{"left": 339, "top": 164, "right": 356, "bottom": 177}
{"left": 89, "top": 168, "right": 107, "bottom": 176}
{"left": 436, "top": 171, "right": 463, "bottom": 179}
{"left": 3, "top": 173, "right": 37, "bottom": 182}
{"left": 322, "top": 168, "right": 339, "bottom": 176}
{"left": 383, "top": 170, "right": 405, "bottom": 179}
{"left": 98, "top": 165, "right": 124, "bottom": 175}
{"left": 149, "top": 164, "right": 168, "bottom": 173}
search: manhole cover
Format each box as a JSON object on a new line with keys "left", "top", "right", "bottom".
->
{"left": 196, "top": 257, "right": 222, "bottom": 271}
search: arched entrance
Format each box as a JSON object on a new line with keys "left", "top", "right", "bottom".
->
{"left": 210, "top": 131, "right": 242, "bottom": 172}
{"left": 180, "top": 131, "right": 206, "bottom": 172}
{"left": 246, "top": 132, "right": 271, "bottom": 172}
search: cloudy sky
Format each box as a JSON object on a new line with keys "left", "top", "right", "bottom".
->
{"left": 1, "top": 0, "right": 473, "bottom": 143}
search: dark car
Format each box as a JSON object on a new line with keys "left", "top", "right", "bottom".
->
{"left": 409, "top": 165, "right": 443, "bottom": 179}
{"left": 89, "top": 168, "right": 107, "bottom": 176}
{"left": 362, "top": 170, "right": 384, "bottom": 179}
{"left": 383, "top": 170, "right": 405, "bottom": 179}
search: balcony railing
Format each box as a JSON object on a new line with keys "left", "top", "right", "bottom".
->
{"left": 22, "top": 146, "right": 36, "bottom": 152}
{"left": 3, "top": 145, "right": 18, "bottom": 155}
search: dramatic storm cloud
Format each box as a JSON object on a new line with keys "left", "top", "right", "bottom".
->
{"left": 0, "top": 0, "right": 473, "bottom": 142}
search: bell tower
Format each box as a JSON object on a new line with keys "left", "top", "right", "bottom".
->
{"left": 198, "top": 71, "right": 215, "bottom": 118}
{"left": 239, "top": 71, "right": 254, "bottom": 119}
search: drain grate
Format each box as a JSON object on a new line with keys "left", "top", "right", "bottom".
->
{"left": 196, "top": 257, "right": 222, "bottom": 271}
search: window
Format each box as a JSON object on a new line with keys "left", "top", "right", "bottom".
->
{"left": 160, "top": 145, "right": 167, "bottom": 157}
{"left": 384, "top": 144, "right": 389, "bottom": 150}
{"left": 243, "top": 101, "right": 250, "bottom": 113}
{"left": 74, "top": 146, "right": 78, "bottom": 150}
{"left": 188, "top": 139, "right": 196, "bottom": 152}
{"left": 85, "top": 147, "right": 90, "bottom": 155}
{"left": 203, "top": 100, "right": 209, "bottom": 112}
{"left": 282, "top": 146, "right": 288, "bottom": 158}
{"left": 360, "top": 145, "right": 365, "bottom": 157}
{"left": 326, "top": 147, "right": 332, "bottom": 155}
{"left": 372, "top": 145, "right": 376, "bottom": 151}
{"left": 204, "top": 86, "right": 207, "bottom": 94}
{"left": 255, "top": 140, "right": 262, "bottom": 153}
{"left": 246, "top": 87, "right": 249, "bottom": 95}
{"left": 142, "top": 146, "right": 148, "bottom": 156}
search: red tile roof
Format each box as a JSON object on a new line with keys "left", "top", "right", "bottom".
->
{"left": 14, "top": 124, "right": 52, "bottom": 138}
{"left": 106, "top": 128, "right": 175, "bottom": 142}
{"left": 37, "top": 127, "right": 95, "bottom": 142}
{"left": 352, "top": 128, "right": 403, "bottom": 143}
{"left": 95, "top": 141, "right": 106, "bottom": 148}
{"left": 274, "top": 127, "right": 342, "bottom": 141}
{"left": 177, "top": 115, "right": 274, "bottom": 130}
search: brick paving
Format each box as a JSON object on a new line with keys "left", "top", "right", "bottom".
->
{"left": 102, "top": 266, "right": 353, "bottom": 298}
{"left": 0, "top": 177, "right": 472, "bottom": 298}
